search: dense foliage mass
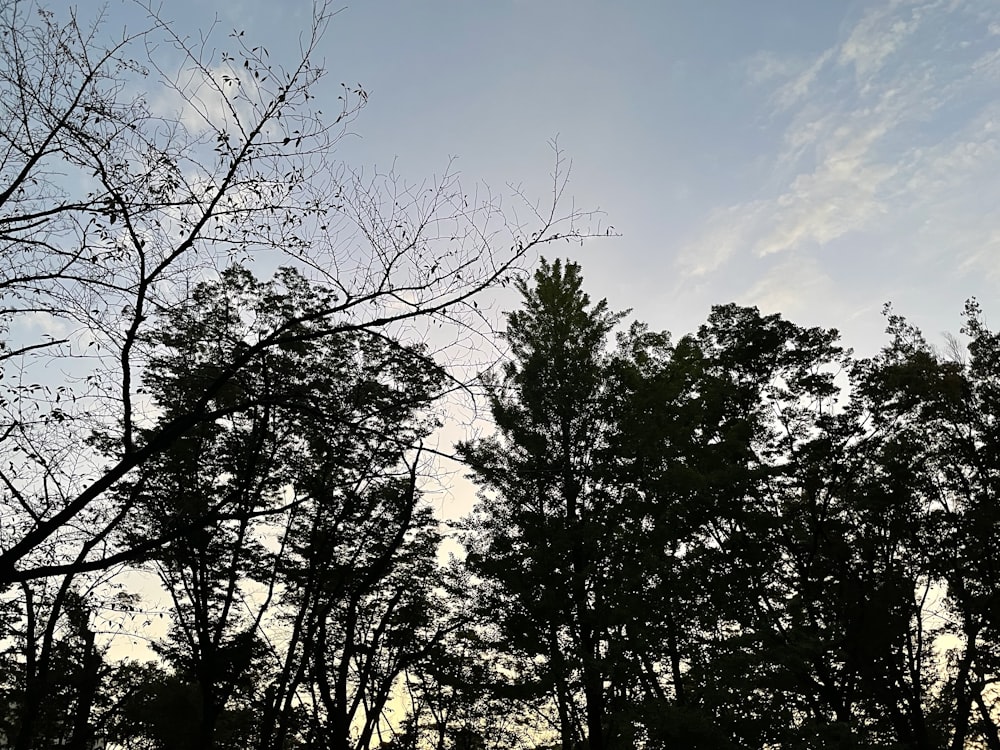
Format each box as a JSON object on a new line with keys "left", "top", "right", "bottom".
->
{"left": 8, "top": 254, "right": 1000, "bottom": 750}
{"left": 459, "top": 261, "right": 1000, "bottom": 750}
{"left": 2, "top": 3, "right": 1000, "bottom": 750}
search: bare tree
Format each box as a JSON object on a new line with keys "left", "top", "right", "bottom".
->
{"left": 0, "top": 0, "right": 594, "bottom": 585}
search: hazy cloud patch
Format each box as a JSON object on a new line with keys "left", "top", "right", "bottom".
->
{"left": 680, "top": 0, "right": 1000, "bottom": 287}
{"left": 737, "top": 256, "right": 837, "bottom": 321}
{"left": 837, "top": 0, "right": 926, "bottom": 84}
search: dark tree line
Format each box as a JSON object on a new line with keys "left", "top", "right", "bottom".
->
{"left": 459, "top": 260, "right": 1000, "bottom": 750}
{"left": 8, "top": 256, "right": 995, "bottom": 749}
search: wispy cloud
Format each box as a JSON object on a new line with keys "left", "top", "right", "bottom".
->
{"left": 681, "top": 0, "right": 1000, "bottom": 298}
{"left": 678, "top": 201, "right": 766, "bottom": 276}
{"left": 738, "top": 256, "right": 837, "bottom": 320}
{"left": 776, "top": 51, "right": 835, "bottom": 111}
{"left": 838, "top": 0, "right": 926, "bottom": 85}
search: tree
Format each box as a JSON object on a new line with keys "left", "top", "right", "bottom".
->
{"left": 631, "top": 300, "right": 1000, "bottom": 749}
{"left": 399, "top": 600, "right": 549, "bottom": 750}
{"left": 461, "top": 265, "right": 862, "bottom": 748}
{"left": 113, "top": 266, "right": 453, "bottom": 749}
{"left": 813, "top": 302, "right": 1000, "bottom": 749}
{"left": 456, "top": 261, "right": 1000, "bottom": 749}
{"left": 0, "top": 584, "right": 109, "bottom": 749}
{"left": 460, "top": 258, "right": 629, "bottom": 750}
{"left": 650, "top": 304, "right": 855, "bottom": 748}
{"left": 582, "top": 300, "right": 855, "bottom": 749}
{"left": 0, "top": 0, "right": 592, "bottom": 587}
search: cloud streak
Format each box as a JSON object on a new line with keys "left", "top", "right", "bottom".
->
{"left": 680, "top": 0, "right": 1000, "bottom": 308}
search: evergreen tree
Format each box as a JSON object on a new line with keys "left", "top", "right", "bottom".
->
{"left": 461, "top": 258, "right": 628, "bottom": 750}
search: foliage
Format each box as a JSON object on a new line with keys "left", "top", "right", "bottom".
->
{"left": 460, "top": 263, "right": 1000, "bottom": 750}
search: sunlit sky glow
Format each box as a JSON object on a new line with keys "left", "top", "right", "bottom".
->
{"left": 112, "top": 0, "right": 1000, "bottom": 351}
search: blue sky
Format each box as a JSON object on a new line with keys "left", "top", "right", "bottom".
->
{"left": 117, "top": 0, "right": 1000, "bottom": 354}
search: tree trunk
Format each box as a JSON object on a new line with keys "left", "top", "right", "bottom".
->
{"left": 66, "top": 624, "right": 101, "bottom": 750}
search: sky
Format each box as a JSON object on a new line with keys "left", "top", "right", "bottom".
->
{"left": 101, "top": 0, "right": 1000, "bottom": 357}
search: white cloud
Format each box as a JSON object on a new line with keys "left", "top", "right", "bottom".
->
{"left": 774, "top": 50, "right": 835, "bottom": 111}
{"left": 838, "top": 0, "right": 926, "bottom": 84}
{"left": 680, "top": 0, "right": 1000, "bottom": 284}
{"left": 678, "top": 201, "right": 767, "bottom": 277}
{"left": 745, "top": 49, "right": 835, "bottom": 113}
{"left": 745, "top": 51, "right": 799, "bottom": 85}
{"left": 148, "top": 63, "right": 261, "bottom": 136}
{"left": 754, "top": 109, "right": 904, "bottom": 256}
{"left": 738, "top": 256, "right": 837, "bottom": 320}
{"left": 972, "top": 46, "right": 1000, "bottom": 79}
